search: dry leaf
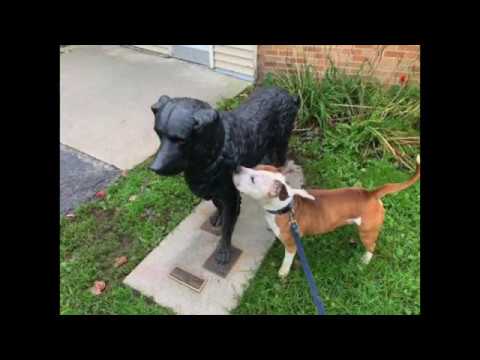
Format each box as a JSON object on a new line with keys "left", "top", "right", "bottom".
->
{"left": 114, "top": 256, "right": 128, "bottom": 268}
{"left": 128, "top": 195, "right": 137, "bottom": 202}
{"left": 121, "top": 170, "right": 128, "bottom": 177}
{"left": 65, "top": 212, "right": 76, "bottom": 219}
{"left": 95, "top": 190, "right": 106, "bottom": 199}
{"left": 90, "top": 280, "right": 106, "bottom": 295}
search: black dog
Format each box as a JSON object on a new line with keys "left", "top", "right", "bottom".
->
{"left": 149, "top": 86, "right": 299, "bottom": 264}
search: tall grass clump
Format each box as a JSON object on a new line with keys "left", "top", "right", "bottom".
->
{"left": 263, "top": 61, "right": 420, "bottom": 170}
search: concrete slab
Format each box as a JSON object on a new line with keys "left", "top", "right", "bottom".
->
{"left": 60, "top": 144, "right": 120, "bottom": 215}
{"left": 123, "top": 161, "right": 304, "bottom": 315}
{"left": 60, "top": 45, "right": 249, "bottom": 170}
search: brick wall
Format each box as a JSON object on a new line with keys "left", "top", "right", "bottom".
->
{"left": 257, "top": 45, "right": 420, "bottom": 86}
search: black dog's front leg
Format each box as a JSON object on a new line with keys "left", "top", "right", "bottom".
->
{"left": 210, "top": 199, "right": 223, "bottom": 227}
{"left": 215, "top": 189, "right": 241, "bottom": 265}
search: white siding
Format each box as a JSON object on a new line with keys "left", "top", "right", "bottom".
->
{"left": 213, "top": 45, "right": 257, "bottom": 79}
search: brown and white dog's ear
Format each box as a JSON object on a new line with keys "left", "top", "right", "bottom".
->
{"left": 291, "top": 188, "right": 315, "bottom": 200}
{"left": 269, "top": 180, "right": 289, "bottom": 200}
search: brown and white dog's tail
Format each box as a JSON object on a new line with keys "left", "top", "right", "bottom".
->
{"left": 370, "top": 155, "right": 420, "bottom": 199}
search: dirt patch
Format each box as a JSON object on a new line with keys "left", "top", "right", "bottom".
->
{"left": 157, "top": 209, "right": 172, "bottom": 224}
{"left": 139, "top": 207, "right": 156, "bottom": 221}
{"left": 140, "top": 207, "right": 172, "bottom": 225}
{"left": 91, "top": 208, "right": 116, "bottom": 222}
{"left": 121, "top": 235, "right": 133, "bottom": 249}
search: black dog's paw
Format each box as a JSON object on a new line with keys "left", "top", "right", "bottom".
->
{"left": 209, "top": 210, "right": 223, "bottom": 227}
{"left": 215, "top": 247, "right": 231, "bottom": 265}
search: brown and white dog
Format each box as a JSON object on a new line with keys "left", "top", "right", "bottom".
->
{"left": 232, "top": 156, "right": 420, "bottom": 278}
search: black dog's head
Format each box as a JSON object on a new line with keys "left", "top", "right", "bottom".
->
{"left": 149, "top": 95, "right": 220, "bottom": 175}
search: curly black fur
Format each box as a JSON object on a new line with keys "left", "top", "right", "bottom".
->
{"left": 150, "top": 86, "right": 299, "bottom": 264}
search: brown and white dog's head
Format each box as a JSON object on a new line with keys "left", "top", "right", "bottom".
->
{"left": 232, "top": 165, "right": 314, "bottom": 209}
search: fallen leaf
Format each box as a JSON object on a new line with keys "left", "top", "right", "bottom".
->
{"left": 121, "top": 170, "right": 128, "bottom": 177}
{"left": 95, "top": 190, "right": 106, "bottom": 199}
{"left": 128, "top": 195, "right": 137, "bottom": 202}
{"left": 65, "top": 212, "right": 76, "bottom": 220}
{"left": 90, "top": 280, "right": 106, "bottom": 295}
{"left": 114, "top": 256, "right": 128, "bottom": 268}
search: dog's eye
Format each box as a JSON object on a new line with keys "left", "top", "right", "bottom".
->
{"left": 250, "top": 176, "right": 255, "bottom": 184}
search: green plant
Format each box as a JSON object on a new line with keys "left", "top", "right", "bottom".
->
{"left": 216, "top": 85, "right": 254, "bottom": 111}
{"left": 263, "top": 65, "right": 328, "bottom": 131}
{"left": 262, "top": 60, "right": 420, "bottom": 170}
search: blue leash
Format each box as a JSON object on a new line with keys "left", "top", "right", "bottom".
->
{"left": 289, "top": 213, "right": 326, "bottom": 315}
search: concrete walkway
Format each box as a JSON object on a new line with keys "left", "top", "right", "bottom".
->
{"left": 60, "top": 45, "right": 249, "bottom": 170}
{"left": 60, "top": 45, "right": 250, "bottom": 215}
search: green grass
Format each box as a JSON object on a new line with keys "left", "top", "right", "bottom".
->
{"left": 60, "top": 158, "right": 200, "bottom": 315}
{"left": 60, "top": 63, "right": 420, "bottom": 315}
{"left": 232, "top": 135, "right": 420, "bottom": 315}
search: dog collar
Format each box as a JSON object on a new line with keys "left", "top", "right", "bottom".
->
{"left": 266, "top": 200, "right": 294, "bottom": 215}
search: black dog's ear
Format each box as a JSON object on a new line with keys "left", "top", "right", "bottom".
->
{"left": 151, "top": 95, "right": 170, "bottom": 114}
{"left": 192, "top": 109, "right": 219, "bottom": 132}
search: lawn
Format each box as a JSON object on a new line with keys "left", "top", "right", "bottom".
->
{"left": 60, "top": 64, "right": 420, "bottom": 315}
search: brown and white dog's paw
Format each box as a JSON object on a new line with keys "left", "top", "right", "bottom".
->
{"left": 361, "top": 251, "right": 373, "bottom": 265}
{"left": 278, "top": 268, "right": 290, "bottom": 279}
{"left": 278, "top": 250, "right": 295, "bottom": 278}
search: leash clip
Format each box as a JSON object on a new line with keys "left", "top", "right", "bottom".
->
{"left": 288, "top": 201, "right": 297, "bottom": 225}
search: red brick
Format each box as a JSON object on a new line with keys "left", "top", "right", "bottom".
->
{"left": 398, "top": 45, "right": 419, "bottom": 51}
{"left": 265, "top": 49, "right": 280, "bottom": 56}
{"left": 275, "top": 49, "right": 288, "bottom": 56}
{"left": 311, "top": 52, "right": 326, "bottom": 59}
{"left": 305, "top": 46, "right": 321, "bottom": 52}
{"left": 384, "top": 51, "right": 405, "bottom": 58}
{"left": 350, "top": 49, "right": 365, "bottom": 56}
{"left": 259, "top": 44, "right": 420, "bottom": 86}
{"left": 403, "top": 52, "right": 419, "bottom": 59}
{"left": 353, "top": 55, "right": 368, "bottom": 62}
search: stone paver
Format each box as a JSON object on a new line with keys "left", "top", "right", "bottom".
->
{"left": 123, "top": 161, "right": 304, "bottom": 315}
